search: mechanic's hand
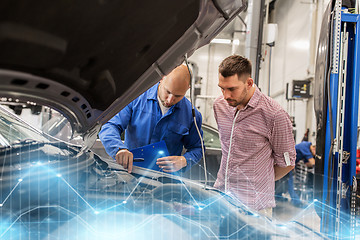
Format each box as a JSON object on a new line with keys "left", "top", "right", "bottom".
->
{"left": 115, "top": 149, "right": 133, "bottom": 173}
{"left": 156, "top": 156, "right": 187, "bottom": 172}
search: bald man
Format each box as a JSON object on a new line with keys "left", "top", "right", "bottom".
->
{"left": 99, "top": 65, "right": 203, "bottom": 173}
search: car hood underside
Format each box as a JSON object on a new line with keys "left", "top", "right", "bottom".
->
{"left": 0, "top": 0, "right": 246, "bottom": 144}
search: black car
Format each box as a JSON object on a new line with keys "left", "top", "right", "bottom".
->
{"left": 0, "top": 1, "right": 325, "bottom": 239}
{"left": 0, "top": 105, "right": 324, "bottom": 240}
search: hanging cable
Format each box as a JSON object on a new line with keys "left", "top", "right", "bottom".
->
{"left": 184, "top": 54, "right": 208, "bottom": 189}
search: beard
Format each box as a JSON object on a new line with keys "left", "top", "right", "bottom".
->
{"left": 158, "top": 84, "right": 172, "bottom": 107}
{"left": 158, "top": 93, "right": 173, "bottom": 108}
{"left": 228, "top": 94, "right": 246, "bottom": 108}
{"left": 226, "top": 99, "right": 239, "bottom": 107}
{"left": 225, "top": 87, "right": 248, "bottom": 108}
{"left": 161, "top": 101, "right": 172, "bottom": 107}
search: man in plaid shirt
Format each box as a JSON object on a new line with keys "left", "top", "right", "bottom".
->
{"left": 213, "top": 55, "right": 296, "bottom": 217}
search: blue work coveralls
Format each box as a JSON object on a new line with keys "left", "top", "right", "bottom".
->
{"left": 99, "top": 82, "right": 203, "bottom": 171}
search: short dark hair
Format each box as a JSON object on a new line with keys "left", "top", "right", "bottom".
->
{"left": 219, "top": 55, "right": 252, "bottom": 80}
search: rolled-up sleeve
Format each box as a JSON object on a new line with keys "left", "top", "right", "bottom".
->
{"left": 270, "top": 109, "right": 296, "bottom": 167}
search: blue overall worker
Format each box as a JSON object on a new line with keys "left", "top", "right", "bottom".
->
{"left": 295, "top": 141, "right": 316, "bottom": 167}
{"left": 99, "top": 65, "right": 203, "bottom": 173}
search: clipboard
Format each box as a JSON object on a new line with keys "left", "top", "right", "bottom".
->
{"left": 130, "top": 140, "right": 170, "bottom": 170}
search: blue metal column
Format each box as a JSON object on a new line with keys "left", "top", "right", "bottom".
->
{"left": 321, "top": 12, "right": 360, "bottom": 238}
{"left": 321, "top": 47, "right": 339, "bottom": 235}
{"left": 342, "top": 13, "right": 360, "bottom": 195}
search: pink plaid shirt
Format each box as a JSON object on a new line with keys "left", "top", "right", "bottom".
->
{"left": 213, "top": 87, "right": 296, "bottom": 210}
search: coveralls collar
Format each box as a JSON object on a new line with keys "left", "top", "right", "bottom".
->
{"left": 147, "top": 82, "right": 159, "bottom": 101}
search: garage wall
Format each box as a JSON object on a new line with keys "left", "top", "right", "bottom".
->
{"left": 258, "top": 0, "right": 330, "bottom": 144}
{"left": 259, "top": 0, "right": 314, "bottom": 144}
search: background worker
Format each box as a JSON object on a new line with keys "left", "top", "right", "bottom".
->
{"left": 99, "top": 65, "right": 203, "bottom": 173}
{"left": 213, "top": 55, "right": 296, "bottom": 217}
{"left": 295, "top": 141, "right": 316, "bottom": 168}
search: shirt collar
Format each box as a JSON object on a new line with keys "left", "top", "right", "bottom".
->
{"left": 246, "top": 86, "right": 260, "bottom": 109}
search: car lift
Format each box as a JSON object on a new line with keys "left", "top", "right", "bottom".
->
{"left": 319, "top": 1, "right": 360, "bottom": 238}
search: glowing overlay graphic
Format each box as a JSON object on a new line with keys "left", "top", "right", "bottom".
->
{"left": 0, "top": 108, "right": 359, "bottom": 239}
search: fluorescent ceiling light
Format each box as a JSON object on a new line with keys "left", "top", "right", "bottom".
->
{"left": 211, "top": 38, "right": 232, "bottom": 44}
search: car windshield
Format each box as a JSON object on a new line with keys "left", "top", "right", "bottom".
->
{"left": 0, "top": 107, "right": 50, "bottom": 147}
{"left": 203, "top": 125, "right": 221, "bottom": 149}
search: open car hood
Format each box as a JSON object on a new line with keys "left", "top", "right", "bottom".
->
{"left": 0, "top": 0, "right": 246, "bottom": 144}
